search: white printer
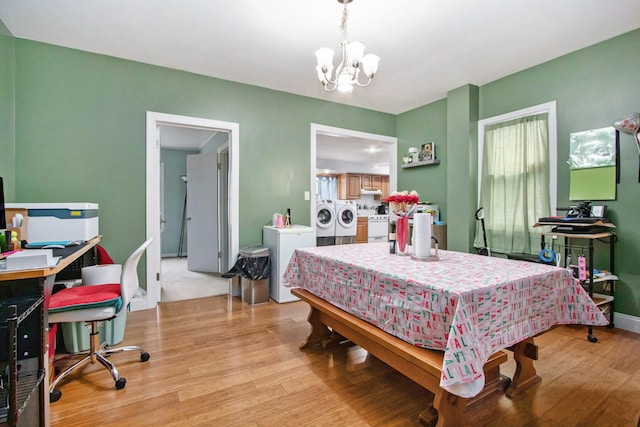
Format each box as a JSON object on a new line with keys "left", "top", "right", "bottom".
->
{"left": 6, "top": 203, "right": 99, "bottom": 242}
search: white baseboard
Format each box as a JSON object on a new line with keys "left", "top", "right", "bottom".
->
{"left": 614, "top": 312, "right": 640, "bottom": 334}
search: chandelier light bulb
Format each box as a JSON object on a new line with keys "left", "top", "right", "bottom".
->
{"left": 315, "top": 47, "right": 334, "bottom": 70}
{"left": 315, "top": 0, "right": 379, "bottom": 93}
{"left": 361, "top": 54, "right": 380, "bottom": 78}
{"left": 346, "top": 41, "right": 365, "bottom": 66}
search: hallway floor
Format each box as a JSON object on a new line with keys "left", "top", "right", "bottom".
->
{"left": 160, "top": 257, "right": 229, "bottom": 302}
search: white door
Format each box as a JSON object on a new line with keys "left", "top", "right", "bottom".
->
{"left": 186, "top": 153, "right": 219, "bottom": 272}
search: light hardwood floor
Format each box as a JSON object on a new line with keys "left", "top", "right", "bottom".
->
{"left": 50, "top": 295, "right": 640, "bottom": 426}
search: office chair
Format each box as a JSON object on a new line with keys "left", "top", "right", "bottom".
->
{"left": 48, "top": 238, "right": 153, "bottom": 402}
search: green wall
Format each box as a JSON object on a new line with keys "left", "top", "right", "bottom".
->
{"left": 397, "top": 30, "right": 640, "bottom": 317}
{"left": 0, "top": 20, "right": 15, "bottom": 199}
{"left": 10, "top": 40, "right": 395, "bottom": 268}
{"left": 160, "top": 148, "right": 197, "bottom": 257}
{"left": 480, "top": 30, "right": 640, "bottom": 317}
{"left": 4, "top": 27, "right": 639, "bottom": 319}
{"left": 396, "top": 99, "right": 448, "bottom": 218}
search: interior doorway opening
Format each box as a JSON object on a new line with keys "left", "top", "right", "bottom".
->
{"left": 309, "top": 123, "right": 398, "bottom": 227}
{"left": 138, "top": 112, "right": 239, "bottom": 311}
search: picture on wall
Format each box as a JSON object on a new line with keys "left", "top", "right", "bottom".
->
{"left": 568, "top": 126, "right": 617, "bottom": 201}
{"left": 419, "top": 142, "right": 435, "bottom": 161}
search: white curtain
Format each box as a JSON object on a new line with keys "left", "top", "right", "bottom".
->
{"left": 475, "top": 113, "right": 551, "bottom": 254}
{"left": 316, "top": 175, "right": 337, "bottom": 200}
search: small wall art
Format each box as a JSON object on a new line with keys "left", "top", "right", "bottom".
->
{"left": 419, "top": 142, "right": 435, "bottom": 161}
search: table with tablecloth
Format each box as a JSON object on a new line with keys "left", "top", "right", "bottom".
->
{"left": 283, "top": 242, "right": 608, "bottom": 398}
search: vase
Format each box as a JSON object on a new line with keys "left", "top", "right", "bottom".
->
{"left": 396, "top": 216, "right": 409, "bottom": 255}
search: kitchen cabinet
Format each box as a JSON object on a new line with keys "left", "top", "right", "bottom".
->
{"left": 339, "top": 174, "right": 361, "bottom": 200}
{"left": 380, "top": 176, "right": 389, "bottom": 200}
{"left": 356, "top": 217, "right": 368, "bottom": 243}
{"left": 338, "top": 173, "right": 389, "bottom": 200}
{"left": 371, "top": 175, "right": 382, "bottom": 191}
{"left": 360, "top": 174, "right": 382, "bottom": 191}
{"left": 361, "top": 175, "right": 372, "bottom": 191}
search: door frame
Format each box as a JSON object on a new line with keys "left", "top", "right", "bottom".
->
{"left": 137, "top": 111, "right": 239, "bottom": 311}
{"left": 310, "top": 123, "right": 398, "bottom": 227}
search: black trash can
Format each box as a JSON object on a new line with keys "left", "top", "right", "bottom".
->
{"left": 223, "top": 245, "right": 271, "bottom": 305}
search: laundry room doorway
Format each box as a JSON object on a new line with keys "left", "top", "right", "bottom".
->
{"left": 310, "top": 123, "right": 398, "bottom": 228}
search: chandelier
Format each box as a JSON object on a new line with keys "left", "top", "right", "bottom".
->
{"left": 315, "top": 0, "right": 380, "bottom": 93}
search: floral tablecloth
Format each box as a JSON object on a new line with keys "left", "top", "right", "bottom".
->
{"left": 283, "top": 242, "right": 608, "bottom": 398}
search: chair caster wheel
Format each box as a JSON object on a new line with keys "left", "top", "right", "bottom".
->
{"left": 587, "top": 334, "right": 598, "bottom": 343}
{"left": 50, "top": 389, "right": 62, "bottom": 403}
{"left": 141, "top": 352, "right": 150, "bottom": 362}
{"left": 115, "top": 378, "right": 126, "bottom": 389}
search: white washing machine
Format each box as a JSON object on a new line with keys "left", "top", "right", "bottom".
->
{"left": 335, "top": 200, "right": 357, "bottom": 244}
{"left": 316, "top": 200, "right": 335, "bottom": 246}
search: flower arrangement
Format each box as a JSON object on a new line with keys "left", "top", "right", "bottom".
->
{"left": 386, "top": 190, "right": 419, "bottom": 217}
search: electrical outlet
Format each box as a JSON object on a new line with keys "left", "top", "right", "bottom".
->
{"left": 304, "top": 191, "right": 310, "bottom": 200}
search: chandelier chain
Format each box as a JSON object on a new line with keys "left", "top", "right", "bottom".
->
{"left": 340, "top": 6, "right": 349, "bottom": 40}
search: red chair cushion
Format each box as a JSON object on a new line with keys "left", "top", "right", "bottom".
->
{"left": 49, "top": 283, "right": 122, "bottom": 314}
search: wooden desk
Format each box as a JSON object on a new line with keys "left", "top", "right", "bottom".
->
{"left": 1, "top": 236, "right": 101, "bottom": 427}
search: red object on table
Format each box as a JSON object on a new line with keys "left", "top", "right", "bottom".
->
{"left": 396, "top": 216, "right": 408, "bottom": 254}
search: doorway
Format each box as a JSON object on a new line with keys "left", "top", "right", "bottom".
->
{"left": 138, "top": 112, "right": 239, "bottom": 311}
{"left": 309, "top": 123, "right": 398, "bottom": 227}
{"left": 158, "top": 136, "right": 227, "bottom": 302}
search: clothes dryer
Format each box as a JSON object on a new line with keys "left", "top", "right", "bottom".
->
{"left": 315, "top": 200, "right": 335, "bottom": 246}
{"left": 335, "top": 200, "right": 357, "bottom": 244}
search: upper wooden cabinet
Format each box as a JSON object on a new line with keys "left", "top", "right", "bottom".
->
{"left": 371, "top": 175, "right": 382, "bottom": 191}
{"left": 339, "top": 173, "right": 362, "bottom": 199}
{"left": 338, "top": 173, "right": 389, "bottom": 199}
{"left": 380, "top": 175, "right": 390, "bottom": 200}
{"left": 361, "top": 175, "right": 372, "bottom": 190}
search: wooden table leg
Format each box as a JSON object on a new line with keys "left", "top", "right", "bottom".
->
{"left": 506, "top": 337, "right": 541, "bottom": 398}
{"left": 299, "top": 306, "right": 332, "bottom": 349}
{"left": 419, "top": 365, "right": 510, "bottom": 426}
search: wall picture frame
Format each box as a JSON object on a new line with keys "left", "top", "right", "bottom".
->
{"left": 568, "top": 126, "right": 617, "bottom": 201}
{"left": 419, "top": 142, "right": 435, "bottom": 161}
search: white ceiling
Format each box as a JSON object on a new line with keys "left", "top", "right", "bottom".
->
{"left": 1, "top": 0, "right": 638, "bottom": 115}
{"left": 158, "top": 125, "right": 218, "bottom": 151}
{"left": 316, "top": 133, "right": 392, "bottom": 165}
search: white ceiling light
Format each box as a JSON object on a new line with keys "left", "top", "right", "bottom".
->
{"left": 315, "top": 0, "right": 380, "bottom": 94}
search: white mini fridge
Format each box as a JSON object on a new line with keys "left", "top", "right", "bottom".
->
{"left": 263, "top": 225, "right": 316, "bottom": 303}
